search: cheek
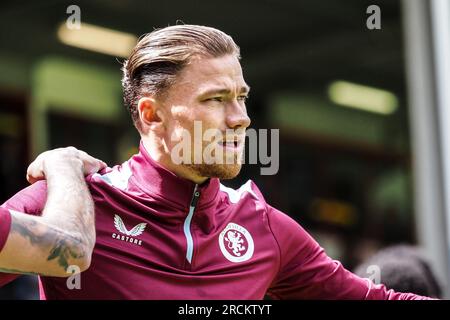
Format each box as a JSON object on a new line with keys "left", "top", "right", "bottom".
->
{"left": 171, "top": 105, "right": 192, "bottom": 122}
{"left": 199, "top": 107, "right": 226, "bottom": 128}
{"left": 166, "top": 103, "right": 225, "bottom": 146}
{"left": 166, "top": 105, "right": 195, "bottom": 142}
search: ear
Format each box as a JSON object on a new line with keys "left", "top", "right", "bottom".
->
{"left": 137, "top": 97, "right": 163, "bottom": 131}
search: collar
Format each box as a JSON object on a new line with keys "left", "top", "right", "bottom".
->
{"left": 128, "top": 141, "right": 221, "bottom": 211}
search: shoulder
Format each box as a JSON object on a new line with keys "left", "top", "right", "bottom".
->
{"left": 219, "top": 179, "right": 267, "bottom": 207}
{"left": 87, "top": 161, "right": 132, "bottom": 191}
{"left": 218, "top": 180, "right": 301, "bottom": 229}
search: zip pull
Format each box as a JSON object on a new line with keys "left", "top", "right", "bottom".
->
{"left": 190, "top": 184, "right": 201, "bottom": 208}
{"left": 184, "top": 184, "right": 200, "bottom": 264}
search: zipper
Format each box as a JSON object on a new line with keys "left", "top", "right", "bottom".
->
{"left": 183, "top": 184, "right": 200, "bottom": 264}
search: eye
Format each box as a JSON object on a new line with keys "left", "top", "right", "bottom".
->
{"left": 205, "top": 97, "right": 223, "bottom": 102}
{"left": 237, "top": 95, "right": 248, "bottom": 102}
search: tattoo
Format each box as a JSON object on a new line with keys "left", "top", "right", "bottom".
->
{"left": 10, "top": 216, "right": 85, "bottom": 272}
{"left": 47, "top": 238, "right": 84, "bottom": 270}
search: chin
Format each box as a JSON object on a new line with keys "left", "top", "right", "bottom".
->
{"left": 187, "top": 163, "right": 242, "bottom": 180}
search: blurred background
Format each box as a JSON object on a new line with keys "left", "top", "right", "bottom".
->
{"left": 1, "top": 0, "right": 450, "bottom": 299}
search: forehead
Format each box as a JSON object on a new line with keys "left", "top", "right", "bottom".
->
{"left": 174, "top": 55, "right": 248, "bottom": 92}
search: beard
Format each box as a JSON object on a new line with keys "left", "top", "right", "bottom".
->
{"left": 185, "top": 147, "right": 244, "bottom": 180}
{"left": 185, "top": 162, "right": 242, "bottom": 180}
{"left": 169, "top": 128, "right": 246, "bottom": 180}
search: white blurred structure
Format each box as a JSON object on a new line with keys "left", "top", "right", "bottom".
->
{"left": 403, "top": 0, "right": 450, "bottom": 298}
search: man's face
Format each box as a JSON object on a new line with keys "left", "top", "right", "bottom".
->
{"left": 159, "top": 54, "right": 251, "bottom": 180}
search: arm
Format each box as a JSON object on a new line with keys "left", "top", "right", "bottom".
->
{"left": 266, "top": 205, "right": 432, "bottom": 300}
{"left": 0, "top": 147, "right": 105, "bottom": 277}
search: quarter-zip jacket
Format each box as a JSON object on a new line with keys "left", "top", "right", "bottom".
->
{"left": 0, "top": 142, "right": 429, "bottom": 299}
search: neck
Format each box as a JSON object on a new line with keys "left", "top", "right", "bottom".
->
{"left": 141, "top": 136, "right": 208, "bottom": 185}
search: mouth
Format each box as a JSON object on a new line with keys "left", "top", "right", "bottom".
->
{"left": 218, "top": 137, "right": 242, "bottom": 151}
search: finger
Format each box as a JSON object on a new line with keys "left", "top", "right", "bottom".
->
{"left": 82, "top": 158, "right": 108, "bottom": 175}
{"left": 26, "top": 166, "right": 45, "bottom": 184}
{"left": 94, "top": 159, "right": 107, "bottom": 171}
{"left": 26, "top": 173, "right": 45, "bottom": 184}
{"left": 76, "top": 150, "right": 106, "bottom": 166}
{"left": 99, "top": 160, "right": 107, "bottom": 168}
{"left": 26, "top": 160, "right": 45, "bottom": 184}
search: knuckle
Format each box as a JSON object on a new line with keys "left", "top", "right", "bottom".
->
{"left": 65, "top": 146, "right": 78, "bottom": 154}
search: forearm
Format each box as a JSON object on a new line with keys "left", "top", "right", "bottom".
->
{"left": 0, "top": 210, "right": 90, "bottom": 276}
{"left": 0, "top": 159, "right": 96, "bottom": 277}
{"left": 42, "top": 159, "right": 96, "bottom": 253}
{"left": 0, "top": 147, "right": 104, "bottom": 277}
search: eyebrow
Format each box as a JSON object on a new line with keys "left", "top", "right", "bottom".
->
{"left": 199, "top": 85, "right": 251, "bottom": 97}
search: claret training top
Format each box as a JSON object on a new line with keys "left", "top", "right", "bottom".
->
{"left": 0, "top": 141, "right": 429, "bottom": 299}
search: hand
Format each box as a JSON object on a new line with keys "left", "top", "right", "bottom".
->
{"left": 26, "top": 147, "right": 107, "bottom": 184}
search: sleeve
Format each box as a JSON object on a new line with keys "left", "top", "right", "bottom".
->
{"left": 1, "top": 180, "right": 47, "bottom": 216}
{"left": 0, "top": 207, "right": 12, "bottom": 253}
{"left": 0, "top": 181, "right": 47, "bottom": 287}
{"left": 265, "top": 205, "right": 432, "bottom": 300}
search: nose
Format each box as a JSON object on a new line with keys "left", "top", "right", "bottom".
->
{"left": 226, "top": 101, "right": 251, "bottom": 130}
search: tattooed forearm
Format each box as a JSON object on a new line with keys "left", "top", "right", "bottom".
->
{"left": 0, "top": 148, "right": 97, "bottom": 277}
{"left": 0, "top": 211, "right": 88, "bottom": 276}
{"left": 10, "top": 215, "right": 86, "bottom": 271}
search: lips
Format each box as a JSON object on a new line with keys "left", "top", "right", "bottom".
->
{"left": 222, "top": 141, "right": 238, "bottom": 147}
{"left": 218, "top": 137, "right": 243, "bottom": 150}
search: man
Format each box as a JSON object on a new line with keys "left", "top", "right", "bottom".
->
{"left": 0, "top": 25, "right": 431, "bottom": 299}
{"left": 0, "top": 147, "right": 105, "bottom": 278}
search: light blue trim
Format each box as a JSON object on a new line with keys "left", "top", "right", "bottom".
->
{"left": 183, "top": 205, "right": 195, "bottom": 263}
